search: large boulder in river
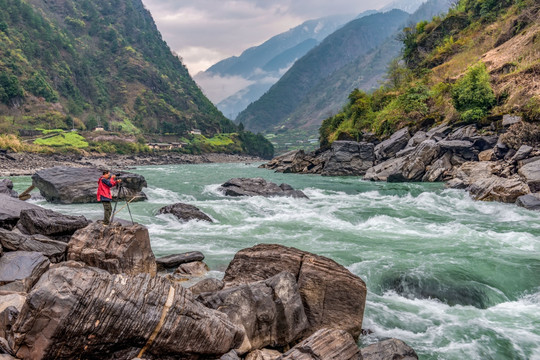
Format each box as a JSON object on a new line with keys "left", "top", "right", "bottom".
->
{"left": 31, "top": 166, "right": 147, "bottom": 204}
{"left": 219, "top": 178, "right": 308, "bottom": 199}
{"left": 0, "top": 179, "right": 17, "bottom": 198}
{"left": 16, "top": 208, "right": 90, "bottom": 241}
{"left": 223, "top": 244, "right": 366, "bottom": 340}
{"left": 321, "top": 141, "right": 374, "bottom": 176}
{"left": 0, "top": 252, "right": 49, "bottom": 293}
{"left": 0, "top": 229, "right": 67, "bottom": 263}
{"left": 158, "top": 203, "right": 213, "bottom": 222}
{"left": 198, "top": 271, "right": 308, "bottom": 353}
{"left": 0, "top": 195, "right": 42, "bottom": 231}
{"left": 8, "top": 264, "right": 244, "bottom": 360}
{"left": 361, "top": 338, "right": 418, "bottom": 360}
{"left": 516, "top": 194, "right": 540, "bottom": 210}
{"left": 68, "top": 222, "right": 157, "bottom": 276}
{"left": 280, "top": 328, "right": 361, "bottom": 360}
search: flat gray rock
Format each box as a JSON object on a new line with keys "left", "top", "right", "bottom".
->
{"left": 17, "top": 208, "right": 90, "bottom": 239}
{"left": 0, "top": 195, "right": 42, "bottom": 230}
{"left": 156, "top": 251, "right": 205, "bottom": 271}
{"left": 219, "top": 178, "right": 308, "bottom": 199}
{"left": 0, "top": 251, "right": 49, "bottom": 292}
{"left": 0, "top": 229, "right": 67, "bottom": 263}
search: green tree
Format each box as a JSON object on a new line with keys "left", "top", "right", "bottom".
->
{"left": 452, "top": 63, "right": 496, "bottom": 123}
{"left": 0, "top": 72, "right": 24, "bottom": 105}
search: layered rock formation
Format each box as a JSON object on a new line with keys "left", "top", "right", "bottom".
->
{"left": 262, "top": 118, "right": 540, "bottom": 209}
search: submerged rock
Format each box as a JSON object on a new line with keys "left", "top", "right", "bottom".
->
{"left": 223, "top": 244, "right": 366, "bottom": 340}
{"left": 219, "top": 178, "right": 308, "bottom": 199}
{"left": 361, "top": 338, "right": 418, "bottom": 360}
{"left": 280, "top": 328, "right": 361, "bottom": 360}
{"left": 516, "top": 194, "right": 540, "bottom": 210}
{"left": 198, "top": 271, "right": 308, "bottom": 353}
{"left": 68, "top": 222, "right": 157, "bottom": 276}
{"left": 158, "top": 203, "right": 213, "bottom": 223}
{"left": 9, "top": 264, "right": 244, "bottom": 360}
{"left": 32, "top": 166, "right": 147, "bottom": 204}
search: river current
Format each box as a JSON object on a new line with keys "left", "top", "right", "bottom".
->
{"left": 11, "top": 162, "right": 540, "bottom": 360}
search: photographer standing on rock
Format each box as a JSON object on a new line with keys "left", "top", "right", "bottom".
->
{"left": 97, "top": 170, "right": 121, "bottom": 225}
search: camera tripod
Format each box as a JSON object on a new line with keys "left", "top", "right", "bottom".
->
{"left": 110, "top": 183, "right": 135, "bottom": 225}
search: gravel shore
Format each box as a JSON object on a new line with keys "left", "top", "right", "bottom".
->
{"left": 0, "top": 151, "right": 263, "bottom": 177}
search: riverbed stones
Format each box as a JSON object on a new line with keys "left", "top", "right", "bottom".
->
{"left": 189, "top": 278, "right": 224, "bottom": 295}
{"left": 199, "top": 271, "right": 308, "bottom": 353}
{"left": 321, "top": 141, "right": 374, "bottom": 176}
{"left": 174, "top": 261, "right": 209, "bottom": 277}
{"left": 0, "top": 252, "right": 49, "bottom": 293}
{"left": 0, "top": 229, "right": 67, "bottom": 263}
{"left": 219, "top": 178, "right": 308, "bottom": 199}
{"left": 280, "top": 328, "right": 361, "bottom": 360}
{"left": 67, "top": 222, "right": 157, "bottom": 276}
{"left": 360, "top": 338, "right": 418, "bottom": 360}
{"left": 8, "top": 264, "right": 244, "bottom": 360}
{"left": 156, "top": 251, "right": 205, "bottom": 271}
{"left": 31, "top": 166, "right": 147, "bottom": 204}
{"left": 223, "top": 244, "right": 366, "bottom": 340}
{"left": 0, "top": 196, "right": 42, "bottom": 231}
{"left": 16, "top": 208, "right": 90, "bottom": 240}
{"left": 158, "top": 203, "right": 213, "bottom": 222}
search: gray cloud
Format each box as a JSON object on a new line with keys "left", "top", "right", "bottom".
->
{"left": 141, "top": 0, "right": 393, "bottom": 74}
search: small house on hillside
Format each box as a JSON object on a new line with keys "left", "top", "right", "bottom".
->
{"left": 94, "top": 126, "right": 105, "bottom": 132}
{"left": 189, "top": 129, "right": 202, "bottom": 135}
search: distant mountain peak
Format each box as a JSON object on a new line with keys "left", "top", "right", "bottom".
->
{"left": 380, "top": 0, "right": 428, "bottom": 14}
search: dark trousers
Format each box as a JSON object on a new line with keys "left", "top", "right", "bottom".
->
{"left": 102, "top": 201, "right": 112, "bottom": 224}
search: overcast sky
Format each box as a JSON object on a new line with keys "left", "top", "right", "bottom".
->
{"left": 141, "top": 0, "right": 394, "bottom": 75}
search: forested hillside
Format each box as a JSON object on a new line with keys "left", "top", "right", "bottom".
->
{"left": 319, "top": 0, "right": 540, "bottom": 147}
{"left": 0, "top": 0, "right": 273, "bottom": 157}
{"left": 236, "top": 10, "right": 410, "bottom": 133}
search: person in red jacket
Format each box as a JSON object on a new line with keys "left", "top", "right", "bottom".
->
{"left": 97, "top": 170, "right": 121, "bottom": 225}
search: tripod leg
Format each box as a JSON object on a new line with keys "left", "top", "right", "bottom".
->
{"left": 122, "top": 185, "right": 135, "bottom": 225}
{"left": 110, "top": 184, "right": 121, "bottom": 224}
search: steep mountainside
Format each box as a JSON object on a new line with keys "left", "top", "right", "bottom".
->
{"left": 286, "top": 0, "right": 452, "bottom": 132}
{"left": 0, "top": 0, "right": 235, "bottom": 137}
{"left": 319, "top": 0, "right": 540, "bottom": 146}
{"left": 195, "top": 14, "right": 359, "bottom": 120}
{"left": 236, "top": 10, "right": 411, "bottom": 133}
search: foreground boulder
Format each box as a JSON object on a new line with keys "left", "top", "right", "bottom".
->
{"left": 158, "top": 203, "right": 213, "bottom": 223}
{"left": 223, "top": 244, "right": 366, "bottom": 340}
{"left": 280, "top": 328, "right": 361, "bottom": 360}
{"left": 16, "top": 208, "right": 90, "bottom": 241}
{"left": 8, "top": 264, "right": 244, "bottom": 360}
{"left": 219, "top": 178, "right": 308, "bottom": 199}
{"left": 0, "top": 196, "right": 42, "bottom": 231}
{"left": 198, "top": 272, "right": 308, "bottom": 353}
{"left": 360, "top": 339, "right": 418, "bottom": 360}
{"left": 68, "top": 222, "right": 157, "bottom": 276}
{"left": 32, "top": 166, "right": 147, "bottom": 204}
{"left": 321, "top": 141, "right": 374, "bottom": 176}
{"left": 0, "top": 252, "right": 49, "bottom": 292}
{"left": 0, "top": 229, "right": 67, "bottom": 263}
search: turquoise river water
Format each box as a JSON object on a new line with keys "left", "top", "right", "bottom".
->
{"left": 9, "top": 162, "right": 540, "bottom": 360}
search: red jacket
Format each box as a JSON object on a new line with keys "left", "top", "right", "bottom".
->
{"left": 97, "top": 176, "right": 117, "bottom": 201}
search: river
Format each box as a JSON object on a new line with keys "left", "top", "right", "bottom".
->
{"left": 10, "top": 162, "right": 540, "bottom": 360}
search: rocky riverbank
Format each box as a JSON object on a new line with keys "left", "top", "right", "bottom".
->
{"left": 262, "top": 116, "right": 540, "bottom": 210}
{"left": 0, "top": 192, "right": 418, "bottom": 359}
{"left": 0, "top": 151, "right": 262, "bottom": 177}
